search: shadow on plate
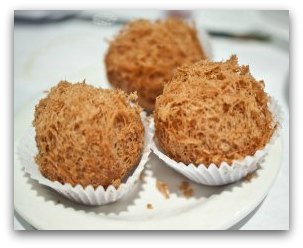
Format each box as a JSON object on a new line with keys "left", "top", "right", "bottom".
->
{"left": 147, "top": 152, "right": 260, "bottom": 200}
{"left": 23, "top": 152, "right": 261, "bottom": 217}
{"left": 24, "top": 171, "right": 145, "bottom": 216}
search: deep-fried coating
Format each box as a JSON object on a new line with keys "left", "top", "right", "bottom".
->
{"left": 33, "top": 81, "right": 144, "bottom": 188}
{"left": 105, "top": 18, "right": 206, "bottom": 111}
{"left": 154, "top": 55, "right": 277, "bottom": 166}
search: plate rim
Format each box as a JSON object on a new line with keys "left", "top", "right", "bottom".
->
{"left": 14, "top": 98, "right": 283, "bottom": 230}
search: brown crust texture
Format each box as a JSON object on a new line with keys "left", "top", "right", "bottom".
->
{"left": 154, "top": 55, "right": 277, "bottom": 166}
{"left": 33, "top": 81, "right": 144, "bottom": 188}
{"left": 105, "top": 18, "right": 206, "bottom": 111}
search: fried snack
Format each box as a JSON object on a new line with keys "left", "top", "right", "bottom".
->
{"left": 33, "top": 81, "right": 144, "bottom": 188}
{"left": 154, "top": 55, "right": 277, "bottom": 166}
{"left": 105, "top": 18, "right": 206, "bottom": 111}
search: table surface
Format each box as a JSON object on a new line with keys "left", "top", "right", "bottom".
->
{"left": 13, "top": 11, "right": 289, "bottom": 230}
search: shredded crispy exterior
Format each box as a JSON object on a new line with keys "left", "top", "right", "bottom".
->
{"left": 105, "top": 18, "right": 206, "bottom": 111}
{"left": 33, "top": 81, "right": 144, "bottom": 188}
{"left": 154, "top": 55, "right": 277, "bottom": 166}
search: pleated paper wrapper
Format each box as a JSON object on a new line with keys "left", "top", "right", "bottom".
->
{"left": 150, "top": 98, "right": 282, "bottom": 186}
{"left": 18, "top": 112, "right": 152, "bottom": 206}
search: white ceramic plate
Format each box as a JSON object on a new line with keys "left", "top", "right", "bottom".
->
{"left": 14, "top": 98, "right": 282, "bottom": 230}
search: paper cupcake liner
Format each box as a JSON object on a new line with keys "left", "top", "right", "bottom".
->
{"left": 150, "top": 97, "right": 282, "bottom": 186}
{"left": 17, "top": 112, "right": 152, "bottom": 206}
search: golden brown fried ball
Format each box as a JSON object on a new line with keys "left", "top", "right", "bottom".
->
{"left": 33, "top": 81, "right": 144, "bottom": 188}
{"left": 105, "top": 18, "right": 207, "bottom": 111}
{"left": 154, "top": 55, "right": 277, "bottom": 166}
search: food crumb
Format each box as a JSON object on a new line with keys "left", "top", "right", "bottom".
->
{"left": 244, "top": 173, "right": 254, "bottom": 182}
{"left": 146, "top": 203, "right": 153, "bottom": 209}
{"left": 179, "top": 181, "right": 193, "bottom": 198}
{"left": 156, "top": 180, "right": 170, "bottom": 199}
{"left": 139, "top": 171, "right": 144, "bottom": 181}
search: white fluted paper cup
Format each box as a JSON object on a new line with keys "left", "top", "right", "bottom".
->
{"left": 150, "top": 98, "right": 282, "bottom": 186}
{"left": 17, "top": 112, "right": 152, "bottom": 206}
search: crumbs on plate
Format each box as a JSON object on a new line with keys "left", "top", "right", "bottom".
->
{"left": 156, "top": 180, "right": 170, "bottom": 199}
{"left": 244, "top": 172, "right": 255, "bottom": 182}
{"left": 179, "top": 181, "right": 193, "bottom": 198}
{"left": 139, "top": 171, "right": 144, "bottom": 182}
